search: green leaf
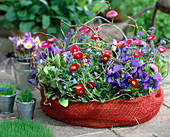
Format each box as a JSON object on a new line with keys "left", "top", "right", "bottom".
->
{"left": 42, "top": 15, "right": 50, "bottom": 29}
{"left": 43, "top": 66, "right": 49, "bottom": 74}
{"left": 59, "top": 98, "right": 69, "bottom": 107}
{"left": 81, "top": 97, "right": 88, "bottom": 102}
{"left": 28, "top": 14, "right": 35, "bottom": 20}
{"left": 40, "top": 0, "right": 48, "bottom": 6}
{"left": 50, "top": 82, "right": 57, "bottom": 88}
{"left": 19, "top": 21, "right": 35, "bottom": 33}
{"left": 0, "top": 4, "right": 9, "bottom": 12}
{"left": 4, "top": 7, "right": 17, "bottom": 22}
{"left": 47, "top": 27, "right": 57, "bottom": 34}
{"left": 29, "top": 5, "right": 41, "bottom": 14}
{"left": 17, "top": 10, "right": 27, "bottom": 19}
{"left": 20, "top": 0, "right": 32, "bottom": 6}
{"left": 31, "top": 26, "right": 40, "bottom": 33}
{"left": 50, "top": 5, "right": 62, "bottom": 15}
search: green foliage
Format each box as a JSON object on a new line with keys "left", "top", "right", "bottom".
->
{"left": 120, "top": 0, "right": 170, "bottom": 40}
{"left": 0, "top": 119, "right": 54, "bottom": 137}
{"left": 17, "top": 88, "right": 34, "bottom": 102}
{"left": 0, "top": 0, "right": 108, "bottom": 34}
{"left": 0, "top": 80, "right": 16, "bottom": 95}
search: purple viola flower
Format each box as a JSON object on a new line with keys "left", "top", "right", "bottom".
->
{"left": 149, "top": 27, "right": 155, "bottom": 31}
{"left": 96, "top": 52, "right": 101, "bottom": 56}
{"left": 106, "top": 68, "right": 114, "bottom": 76}
{"left": 122, "top": 72, "right": 132, "bottom": 87}
{"left": 50, "top": 66, "right": 55, "bottom": 71}
{"left": 153, "top": 73, "right": 163, "bottom": 82}
{"left": 23, "top": 32, "right": 31, "bottom": 38}
{"left": 135, "top": 35, "right": 140, "bottom": 39}
{"left": 8, "top": 36, "right": 17, "bottom": 42}
{"left": 56, "top": 78, "right": 59, "bottom": 82}
{"left": 87, "top": 48, "right": 92, "bottom": 52}
{"left": 160, "top": 39, "right": 166, "bottom": 44}
{"left": 63, "top": 85, "right": 67, "bottom": 89}
{"left": 72, "top": 78, "right": 77, "bottom": 83}
{"left": 106, "top": 76, "right": 113, "bottom": 84}
{"left": 67, "top": 57, "right": 71, "bottom": 63}
{"left": 113, "top": 64, "right": 124, "bottom": 72}
{"left": 131, "top": 59, "right": 141, "bottom": 68}
{"left": 82, "top": 31, "right": 85, "bottom": 36}
{"left": 94, "top": 72, "right": 98, "bottom": 76}
{"left": 38, "top": 51, "right": 47, "bottom": 59}
{"left": 143, "top": 75, "right": 152, "bottom": 89}
{"left": 68, "top": 31, "right": 71, "bottom": 35}
{"left": 152, "top": 73, "right": 163, "bottom": 90}
{"left": 28, "top": 78, "right": 38, "bottom": 86}
{"left": 137, "top": 31, "right": 142, "bottom": 35}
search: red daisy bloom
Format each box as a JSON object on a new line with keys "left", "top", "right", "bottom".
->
{"left": 47, "top": 38, "right": 56, "bottom": 43}
{"left": 118, "top": 41, "right": 125, "bottom": 48}
{"left": 133, "top": 40, "right": 142, "bottom": 45}
{"left": 74, "top": 52, "right": 84, "bottom": 59}
{"left": 42, "top": 43, "right": 52, "bottom": 48}
{"left": 69, "top": 63, "right": 80, "bottom": 72}
{"left": 59, "top": 50, "right": 65, "bottom": 53}
{"left": 158, "top": 46, "right": 166, "bottom": 53}
{"left": 94, "top": 26, "right": 102, "bottom": 32}
{"left": 77, "top": 87, "right": 86, "bottom": 97}
{"left": 76, "top": 84, "right": 84, "bottom": 92}
{"left": 80, "top": 27, "right": 87, "bottom": 31}
{"left": 85, "top": 26, "right": 93, "bottom": 33}
{"left": 84, "top": 54, "right": 90, "bottom": 59}
{"left": 82, "top": 62, "right": 89, "bottom": 66}
{"left": 147, "top": 35, "right": 156, "bottom": 41}
{"left": 133, "top": 51, "right": 141, "bottom": 57}
{"left": 125, "top": 39, "right": 133, "bottom": 45}
{"left": 104, "top": 50, "right": 112, "bottom": 56}
{"left": 87, "top": 81, "right": 96, "bottom": 89}
{"left": 69, "top": 45, "right": 79, "bottom": 55}
{"left": 106, "top": 10, "right": 118, "bottom": 18}
{"left": 130, "top": 78, "right": 138, "bottom": 88}
{"left": 101, "top": 54, "right": 110, "bottom": 63}
{"left": 91, "top": 33, "right": 101, "bottom": 40}
{"left": 116, "top": 40, "right": 121, "bottom": 43}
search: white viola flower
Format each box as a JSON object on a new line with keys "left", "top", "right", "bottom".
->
{"left": 34, "top": 36, "right": 42, "bottom": 47}
{"left": 23, "top": 40, "right": 33, "bottom": 49}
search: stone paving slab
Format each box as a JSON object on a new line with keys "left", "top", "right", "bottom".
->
{"left": 112, "top": 105, "right": 170, "bottom": 137}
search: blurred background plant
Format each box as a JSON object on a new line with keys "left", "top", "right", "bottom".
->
{"left": 17, "top": 88, "right": 34, "bottom": 102}
{"left": 0, "top": 0, "right": 108, "bottom": 36}
{"left": 0, "top": 80, "right": 16, "bottom": 95}
{"left": 117, "top": 0, "right": 170, "bottom": 40}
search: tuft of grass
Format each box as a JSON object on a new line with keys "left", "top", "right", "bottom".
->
{"left": 0, "top": 119, "right": 54, "bottom": 137}
{"left": 17, "top": 88, "right": 34, "bottom": 102}
{"left": 0, "top": 80, "right": 16, "bottom": 95}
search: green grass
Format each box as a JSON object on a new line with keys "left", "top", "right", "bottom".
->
{"left": 17, "top": 88, "right": 34, "bottom": 102}
{"left": 0, "top": 80, "right": 16, "bottom": 95}
{"left": 0, "top": 119, "right": 54, "bottom": 137}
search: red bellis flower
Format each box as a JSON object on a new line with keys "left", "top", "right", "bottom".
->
{"left": 130, "top": 78, "right": 138, "bottom": 88}
{"left": 69, "top": 45, "right": 79, "bottom": 55}
{"left": 76, "top": 84, "right": 86, "bottom": 97}
{"left": 158, "top": 46, "right": 166, "bottom": 53}
{"left": 85, "top": 26, "right": 93, "bottom": 33}
{"left": 69, "top": 63, "right": 79, "bottom": 72}
{"left": 133, "top": 51, "right": 141, "bottom": 57}
{"left": 91, "top": 33, "right": 101, "bottom": 40}
{"left": 47, "top": 38, "right": 56, "bottom": 43}
{"left": 41, "top": 43, "right": 52, "bottom": 48}
{"left": 101, "top": 54, "right": 110, "bottom": 63}
{"left": 87, "top": 81, "right": 96, "bottom": 89}
{"left": 74, "top": 52, "right": 84, "bottom": 59}
{"left": 106, "top": 10, "right": 118, "bottom": 18}
{"left": 147, "top": 35, "right": 156, "bottom": 41}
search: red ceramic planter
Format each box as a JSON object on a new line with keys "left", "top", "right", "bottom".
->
{"left": 40, "top": 86, "right": 164, "bottom": 128}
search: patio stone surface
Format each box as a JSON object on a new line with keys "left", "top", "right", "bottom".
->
{"left": 0, "top": 32, "right": 170, "bottom": 137}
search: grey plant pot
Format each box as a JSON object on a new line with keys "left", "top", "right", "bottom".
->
{"left": 16, "top": 98, "right": 36, "bottom": 120}
{"left": 12, "top": 58, "right": 35, "bottom": 90}
{"left": 0, "top": 90, "right": 19, "bottom": 114}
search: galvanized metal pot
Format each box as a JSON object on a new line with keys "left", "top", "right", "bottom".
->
{"left": 16, "top": 98, "right": 36, "bottom": 120}
{"left": 0, "top": 90, "right": 18, "bottom": 114}
{"left": 12, "top": 58, "right": 35, "bottom": 90}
